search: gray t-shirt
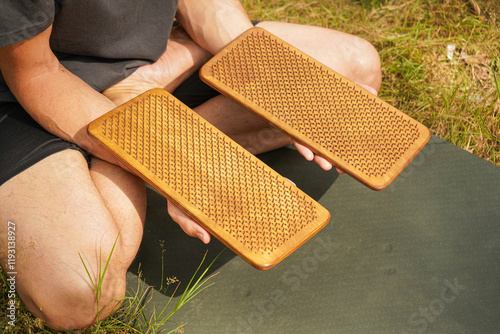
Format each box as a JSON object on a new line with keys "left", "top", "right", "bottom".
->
{"left": 0, "top": 0, "right": 178, "bottom": 102}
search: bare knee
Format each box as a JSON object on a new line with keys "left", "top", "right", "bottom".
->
{"left": 38, "top": 230, "right": 137, "bottom": 330}
{"left": 24, "top": 259, "right": 127, "bottom": 330}
{"left": 1, "top": 149, "right": 144, "bottom": 330}
{"left": 256, "top": 21, "right": 381, "bottom": 93}
{"left": 14, "top": 219, "right": 134, "bottom": 330}
{"left": 20, "top": 222, "right": 139, "bottom": 330}
{"left": 341, "top": 36, "right": 382, "bottom": 93}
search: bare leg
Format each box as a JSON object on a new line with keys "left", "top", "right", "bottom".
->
{"left": 0, "top": 150, "right": 146, "bottom": 330}
{"left": 194, "top": 95, "right": 292, "bottom": 154}
{"left": 255, "top": 21, "right": 381, "bottom": 93}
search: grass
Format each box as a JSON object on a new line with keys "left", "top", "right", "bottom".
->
{"left": 244, "top": 0, "right": 499, "bottom": 166}
{"left": 1, "top": 0, "right": 499, "bottom": 333}
{"left": 0, "top": 244, "right": 221, "bottom": 333}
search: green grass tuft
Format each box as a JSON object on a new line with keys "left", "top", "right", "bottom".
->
{"left": 0, "top": 248, "right": 222, "bottom": 333}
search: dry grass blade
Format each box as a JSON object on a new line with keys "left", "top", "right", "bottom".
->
{"left": 468, "top": 0, "right": 482, "bottom": 16}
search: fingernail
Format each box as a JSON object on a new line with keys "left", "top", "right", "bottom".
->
{"left": 197, "top": 233, "right": 203, "bottom": 240}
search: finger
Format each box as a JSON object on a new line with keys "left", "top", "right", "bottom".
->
{"left": 167, "top": 200, "right": 211, "bottom": 244}
{"left": 293, "top": 141, "right": 345, "bottom": 173}
{"left": 294, "top": 141, "right": 333, "bottom": 170}
{"left": 283, "top": 177, "right": 296, "bottom": 186}
{"left": 293, "top": 141, "right": 314, "bottom": 161}
{"left": 313, "top": 155, "right": 333, "bottom": 171}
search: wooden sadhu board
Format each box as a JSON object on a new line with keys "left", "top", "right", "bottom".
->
{"left": 88, "top": 89, "right": 330, "bottom": 270}
{"left": 200, "top": 28, "right": 431, "bottom": 190}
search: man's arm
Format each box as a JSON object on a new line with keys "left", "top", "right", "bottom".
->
{"left": 0, "top": 24, "right": 214, "bottom": 244}
{"left": 0, "top": 25, "right": 122, "bottom": 167}
{"left": 175, "top": 0, "right": 253, "bottom": 55}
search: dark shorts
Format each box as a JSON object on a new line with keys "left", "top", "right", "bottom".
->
{"left": 0, "top": 71, "right": 220, "bottom": 186}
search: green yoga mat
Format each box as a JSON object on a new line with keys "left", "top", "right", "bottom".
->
{"left": 128, "top": 136, "right": 500, "bottom": 333}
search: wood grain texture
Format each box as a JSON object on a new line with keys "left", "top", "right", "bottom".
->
{"left": 200, "top": 28, "right": 431, "bottom": 190}
{"left": 88, "top": 89, "right": 330, "bottom": 270}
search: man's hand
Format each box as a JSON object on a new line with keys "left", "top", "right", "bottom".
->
{"left": 167, "top": 200, "right": 211, "bottom": 244}
{"left": 293, "top": 141, "right": 345, "bottom": 174}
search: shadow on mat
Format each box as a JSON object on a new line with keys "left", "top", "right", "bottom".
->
{"left": 128, "top": 146, "right": 339, "bottom": 296}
